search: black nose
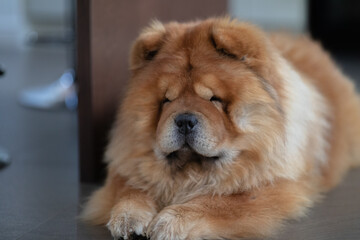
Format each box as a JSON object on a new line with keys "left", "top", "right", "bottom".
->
{"left": 175, "top": 113, "right": 198, "bottom": 135}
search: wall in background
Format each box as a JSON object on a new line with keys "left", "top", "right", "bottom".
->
{"left": 0, "top": 0, "right": 27, "bottom": 48}
{"left": 229, "top": 0, "right": 307, "bottom": 32}
{"left": 24, "top": 0, "right": 72, "bottom": 38}
{"left": 0, "top": 0, "right": 71, "bottom": 49}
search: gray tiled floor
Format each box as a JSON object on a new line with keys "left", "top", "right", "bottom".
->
{"left": 0, "top": 46, "right": 359, "bottom": 240}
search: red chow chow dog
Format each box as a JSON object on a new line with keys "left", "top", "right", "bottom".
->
{"left": 81, "top": 17, "right": 360, "bottom": 239}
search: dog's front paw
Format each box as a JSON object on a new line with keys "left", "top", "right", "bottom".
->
{"left": 107, "top": 199, "right": 157, "bottom": 239}
{"left": 147, "top": 205, "right": 205, "bottom": 240}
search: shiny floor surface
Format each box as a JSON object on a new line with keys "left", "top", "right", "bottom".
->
{"left": 0, "top": 46, "right": 359, "bottom": 240}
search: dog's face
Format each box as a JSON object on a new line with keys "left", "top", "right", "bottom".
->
{"left": 126, "top": 19, "right": 283, "bottom": 171}
{"left": 153, "top": 42, "right": 277, "bottom": 171}
{"left": 107, "top": 18, "right": 315, "bottom": 199}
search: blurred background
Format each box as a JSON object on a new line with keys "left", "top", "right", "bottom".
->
{"left": 0, "top": 0, "right": 359, "bottom": 239}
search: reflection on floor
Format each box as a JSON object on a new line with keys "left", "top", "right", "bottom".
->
{"left": 0, "top": 46, "right": 359, "bottom": 240}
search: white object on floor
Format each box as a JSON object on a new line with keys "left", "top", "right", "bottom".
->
{"left": 18, "top": 69, "right": 77, "bottom": 110}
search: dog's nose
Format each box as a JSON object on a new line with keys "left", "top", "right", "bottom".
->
{"left": 175, "top": 113, "right": 198, "bottom": 135}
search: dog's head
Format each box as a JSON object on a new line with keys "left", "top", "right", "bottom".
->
{"left": 107, "top": 18, "right": 327, "bottom": 197}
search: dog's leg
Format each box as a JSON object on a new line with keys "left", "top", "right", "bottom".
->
{"left": 147, "top": 179, "right": 316, "bottom": 240}
{"left": 106, "top": 187, "right": 157, "bottom": 239}
{"left": 81, "top": 172, "right": 157, "bottom": 239}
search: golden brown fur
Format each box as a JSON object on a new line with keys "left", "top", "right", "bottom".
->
{"left": 81, "top": 17, "right": 360, "bottom": 239}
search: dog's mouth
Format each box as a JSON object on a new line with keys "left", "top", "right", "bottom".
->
{"left": 166, "top": 144, "right": 220, "bottom": 164}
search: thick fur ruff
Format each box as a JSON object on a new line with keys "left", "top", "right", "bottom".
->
{"left": 81, "top": 17, "right": 360, "bottom": 240}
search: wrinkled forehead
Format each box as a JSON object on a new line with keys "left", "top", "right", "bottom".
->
{"left": 161, "top": 19, "right": 266, "bottom": 56}
{"left": 161, "top": 21, "right": 212, "bottom": 50}
{"left": 131, "top": 18, "right": 269, "bottom": 72}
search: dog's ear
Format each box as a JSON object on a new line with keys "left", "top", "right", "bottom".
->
{"left": 130, "top": 20, "right": 166, "bottom": 70}
{"left": 211, "top": 18, "right": 272, "bottom": 71}
{"left": 212, "top": 18, "right": 283, "bottom": 99}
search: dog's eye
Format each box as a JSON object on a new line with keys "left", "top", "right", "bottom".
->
{"left": 210, "top": 96, "right": 222, "bottom": 102}
{"left": 162, "top": 98, "right": 171, "bottom": 104}
{"left": 145, "top": 50, "right": 158, "bottom": 61}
